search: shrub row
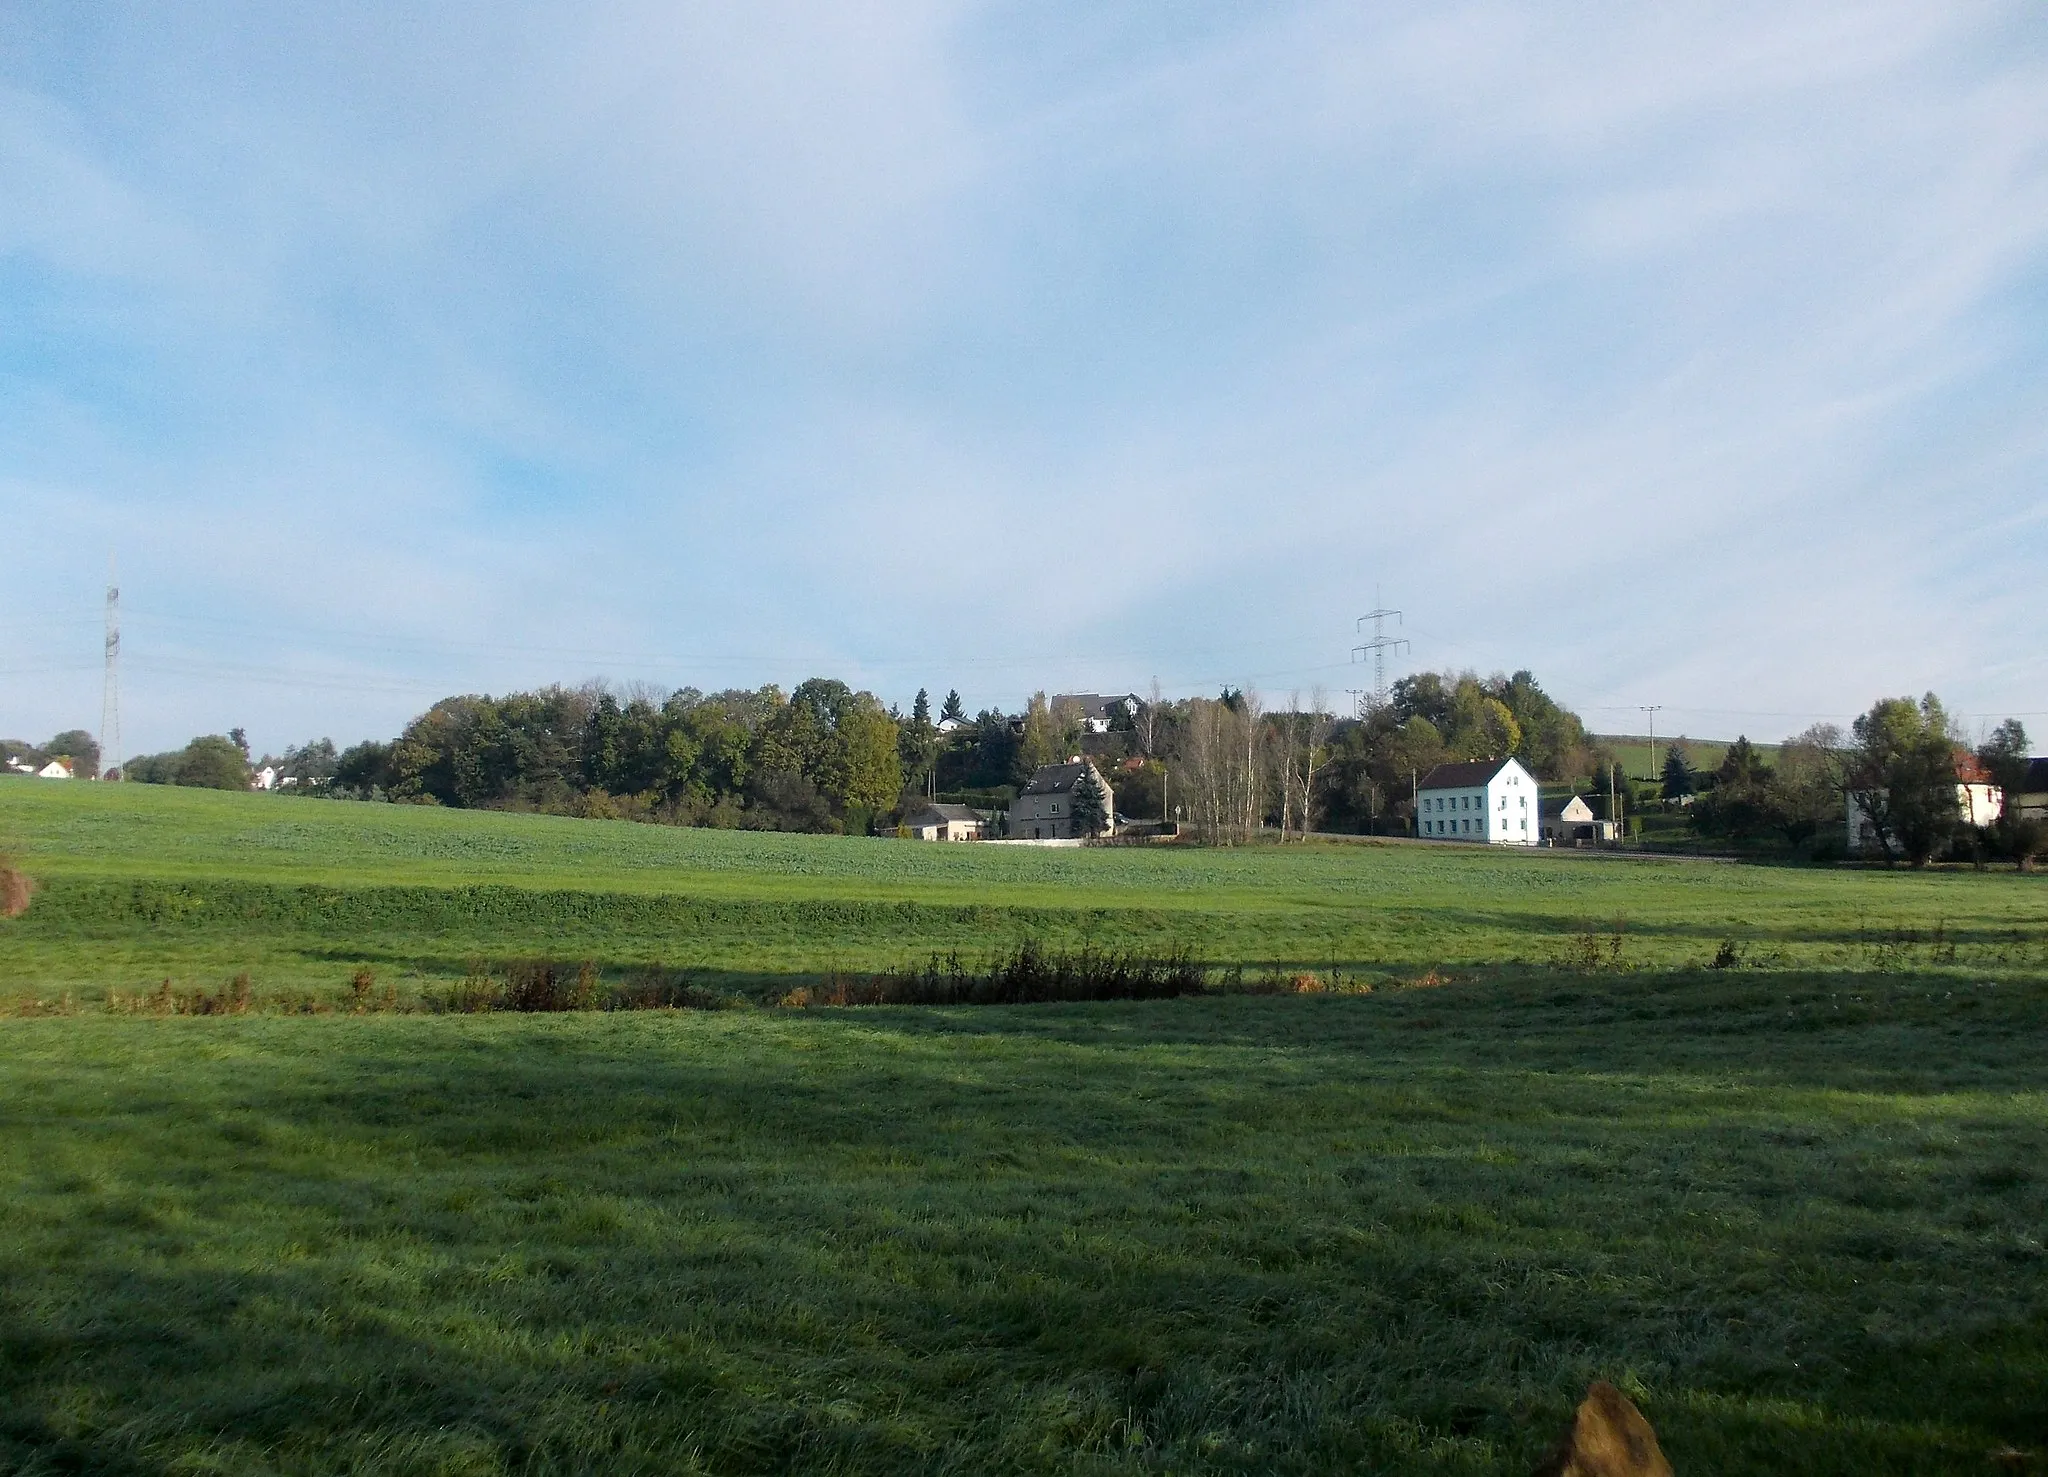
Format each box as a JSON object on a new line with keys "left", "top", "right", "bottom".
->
{"left": 783, "top": 941, "right": 1208, "bottom": 1008}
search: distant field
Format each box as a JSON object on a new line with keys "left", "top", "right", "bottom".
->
{"left": 1591, "top": 734, "right": 1784, "bottom": 783}
{"left": 2, "top": 777, "right": 2043, "bottom": 1003}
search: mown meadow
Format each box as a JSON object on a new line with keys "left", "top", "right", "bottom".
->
{"left": 2, "top": 777, "right": 2046, "bottom": 1473}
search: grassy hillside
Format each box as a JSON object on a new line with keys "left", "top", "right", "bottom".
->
{"left": 1592, "top": 735, "right": 1782, "bottom": 784}
{"left": 3, "top": 777, "right": 2044, "bottom": 1003}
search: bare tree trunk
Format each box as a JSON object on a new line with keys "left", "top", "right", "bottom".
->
{"left": 1299, "top": 686, "right": 1331, "bottom": 839}
{"left": 1241, "top": 689, "right": 1265, "bottom": 844}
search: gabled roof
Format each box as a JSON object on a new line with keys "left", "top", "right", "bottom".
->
{"left": 1540, "top": 794, "right": 1595, "bottom": 819}
{"left": 904, "top": 803, "right": 982, "bottom": 825}
{"left": 1954, "top": 750, "right": 1995, "bottom": 785}
{"left": 1417, "top": 758, "right": 1522, "bottom": 791}
{"left": 1019, "top": 761, "right": 1107, "bottom": 797}
{"left": 1052, "top": 694, "right": 1138, "bottom": 722}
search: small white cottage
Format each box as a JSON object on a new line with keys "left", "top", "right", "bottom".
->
{"left": 1540, "top": 795, "right": 1619, "bottom": 846}
{"left": 1415, "top": 757, "right": 1539, "bottom": 845}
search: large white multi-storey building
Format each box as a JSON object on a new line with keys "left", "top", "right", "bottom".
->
{"left": 1415, "top": 757, "right": 1540, "bottom": 845}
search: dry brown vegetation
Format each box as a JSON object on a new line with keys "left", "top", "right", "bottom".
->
{"left": 1, "top": 856, "right": 32, "bottom": 919}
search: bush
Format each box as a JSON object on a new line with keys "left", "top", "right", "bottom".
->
{"left": 790, "top": 941, "right": 1207, "bottom": 1007}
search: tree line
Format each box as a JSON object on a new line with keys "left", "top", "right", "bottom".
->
{"left": 103, "top": 668, "right": 1621, "bottom": 839}
{"left": 95, "top": 671, "right": 2040, "bottom": 862}
{"left": 1675, "top": 696, "right": 2039, "bottom": 866}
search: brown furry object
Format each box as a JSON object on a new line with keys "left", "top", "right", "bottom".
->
{"left": 1, "top": 859, "right": 31, "bottom": 919}
{"left": 1533, "top": 1382, "right": 1673, "bottom": 1477}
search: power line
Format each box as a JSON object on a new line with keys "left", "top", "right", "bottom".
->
{"left": 1639, "top": 705, "right": 1663, "bottom": 783}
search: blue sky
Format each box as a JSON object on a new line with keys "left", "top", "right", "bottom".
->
{"left": 3, "top": 2, "right": 2046, "bottom": 761}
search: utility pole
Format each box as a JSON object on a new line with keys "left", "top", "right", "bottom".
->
{"left": 1639, "top": 705, "right": 1663, "bottom": 785}
{"left": 1351, "top": 586, "right": 1409, "bottom": 713}
{"left": 1345, "top": 689, "right": 1368, "bottom": 720}
{"left": 99, "top": 557, "right": 121, "bottom": 781}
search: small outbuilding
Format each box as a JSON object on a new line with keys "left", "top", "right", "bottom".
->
{"left": 895, "top": 803, "right": 986, "bottom": 842}
{"left": 1540, "top": 794, "right": 1619, "bottom": 846}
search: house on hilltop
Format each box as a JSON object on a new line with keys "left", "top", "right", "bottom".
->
{"left": 1052, "top": 694, "right": 1141, "bottom": 734}
{"left": 1010, "top": 759, "right": 1115, "bottom": 840}
{"left": 9, "top": 756, "right": 73, "bottom": 780}
{"left": 1416, "top": 757, "right": 1538, "bottom": 845}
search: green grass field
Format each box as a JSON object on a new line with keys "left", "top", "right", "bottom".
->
{"left": 3, "top": 777, "right": 2046, "bottom": 1473}
{"left": 4, "top": 777, "right": 2043, "bottom": 1003}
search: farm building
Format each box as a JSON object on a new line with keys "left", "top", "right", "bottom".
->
{"left": 1540, "top": 794, "right": 1619, "bottom": 846}
{"left": 1415, "top": 757, "right": 1539, "bottom": 845}
{"left": 895, "top": 803, "right": 985, "bottom": 842}
{"left": 8, "top": 756, "right": 74, "bottom": 779}
{"left": 1010, "top": 760, "right": 1115, "bottom": 840}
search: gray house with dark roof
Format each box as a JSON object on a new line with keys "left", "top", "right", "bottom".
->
{"left": 1010, "top": 760, "right": 1115, "bottom": 840}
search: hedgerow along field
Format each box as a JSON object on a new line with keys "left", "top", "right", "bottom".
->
{"left": 2, "top": 776, "right": 2047, "bottom": 1474}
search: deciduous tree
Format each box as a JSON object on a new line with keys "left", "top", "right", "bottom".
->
{"left": 1846, "top": 695, "right": 1960, "bottom": 865}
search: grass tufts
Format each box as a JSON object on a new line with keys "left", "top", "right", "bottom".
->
{"left": 785, "top": 940, "right": 1209, "bottom": 1007}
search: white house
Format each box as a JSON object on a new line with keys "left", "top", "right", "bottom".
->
{"left": 894, "top": 803, "right": 985, "bottom": 841}
{"left": 1009, "top": 759, "right": 1115, "bottom": 840}
{"left": 34, "top": 758, "right": 73, "bottom": 780}
{"left": 1416, "top": 757, "right": 1539, "bottom": 845}
{"left": 251, "top": 764, "right": 280, "bottom": 791}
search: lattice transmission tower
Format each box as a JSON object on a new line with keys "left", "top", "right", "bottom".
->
{"left": 100, "top": 560, "right": 121, "bottom": 780}
{"left": 1351, "top": 587, "right": 1409, "bottom": 717}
